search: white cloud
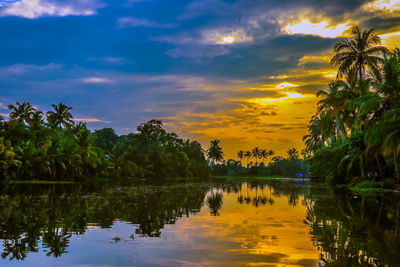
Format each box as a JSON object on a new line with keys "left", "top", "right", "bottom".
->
{"left": 72, "top": 117, "right": 111, "bottom": 123}
{"left": 117, "top": 17, "right": 175, "bottom": 28}
{"left": 0, "top": 0, "right": 104, "bottom": 19}
{"left": 283, "top": 19, "right": 350, "bottom": 38}
{"left": 82, "top": 77, "right": 113, "bottom": 84}
{"left": 0, "top": 63, "right": 62, "bottom": 75}
{"left": 166, "top": 45, "right": 229, "bottom": 58}
{"left": 201, "top": 28, "right": 253, "bottom": 45}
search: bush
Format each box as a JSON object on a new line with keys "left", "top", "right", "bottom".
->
{"left": 309, "top": 142, "right": 347, "bottom": 184}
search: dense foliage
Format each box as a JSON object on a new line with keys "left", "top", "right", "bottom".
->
{"left": 304, "top": 26, "right": 400, "bottom": 185}
{"left": 0, "top": 103, "right": 209, "bottom": 181}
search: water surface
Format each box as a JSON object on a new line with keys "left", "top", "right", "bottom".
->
{"left": 0, "top": 179, "right": 399, "bottom": 266}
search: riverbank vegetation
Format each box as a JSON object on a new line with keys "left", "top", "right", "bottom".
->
{"left": 207, "top": 142, "right": 309, "bottom": 178}
{"left": 0, "top": 103, "right": 209, "bottom": 181}
{"left": 304, "top": 26, "right": 400, "bottom": 188}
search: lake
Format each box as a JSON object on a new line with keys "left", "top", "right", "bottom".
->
{"left": 0, "top": 178, "right": 399, "bottom": 266}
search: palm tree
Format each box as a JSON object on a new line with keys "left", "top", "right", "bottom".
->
{"left": 366, "top": 119, "right": 400, "bottom": 180}
{"left": 317, "top": 81, "right": 355, "bottom": 142}
{"left": 252, "top": 147, "right": 260, "bottom": 165}
{"left": 268, "top": 150, "right": 275, "bottom": 163}
{"left": 331, "top": 26, "right": 389, "bottom": 90}
{"left": 237, "top": 150, "right": 244, "bottom": 164}
{"left": 46, "top": 102, "right": 74, "bottom": 128}
{"left": 303, "top": 114, "right": 324, "bottom": 155}
{"left": 260, "top": 149, "right": 268, "bottom": 164}
{"left": 7, "top": 102, "right": 35, "bottom": 123}
{"left": 287, "top": 148, "right": 299, "bottom": 160}
{"left": 207, "top": 139, "right": 224, "bottom": 165}
{"left": 244, "top": 151, "right": 251, "bottom": 167}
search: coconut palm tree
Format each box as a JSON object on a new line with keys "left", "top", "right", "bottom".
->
{"left": 252, "top": 147, "right": 260, "bottom": 165}
{"left": 237, "top": 150, "right": 244, "bottom": 164}
{"left": 8, "top": 102, "right": 35, "bottom": 123}
{"left": 207, "top": 139, "right": 224, "bottom": 165}
{"left": 268, "top": 150, "right": 275, "bottom": 163}
{"left": 303, "top": 114, "right": 324, "bottom": 155}
{"left": 244, "top": 151, "right": 251, "bottom": 167}
{"left": 46, "top": 102, "right": 74, "bottom": 128}
{"left": 260, "top": 149, "right": 268, "bottom": 164}
{"left": 317, "top": 81, "right": 355, "bottom": 142}
{"left": 331, "top": 26, "right": 389, "bottom": 90}
{"left": 287, "top": 148, "right": 299, "bottom": 160}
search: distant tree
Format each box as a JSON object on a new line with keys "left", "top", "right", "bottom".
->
{"left": 260, "top": 149, "right": 268, "bottom": 164}
{"left": 8, "top": 102, "right": 35, "bottom": 123}
{"left": 46, "top": 102, "right": 74, "bottom": 128}
{"left": 252, "top": 147, "right": 260, "bottom": 165}
{"left": 237, "top": 150, "right": 244, "bottom": 164}
{"left": 287, "top": 148, "right": 299, "bottom": 161}
{"left": 244, "top": 151, "right": 251, "bottom": 167}
{"left": 272, "top": 156, "right": 284, "bottom": 162}
{"left": 207, "top": 140, "right": 224, "bottom": 165}
{"left": 94, "top": 128, "right": 119, "bottom": 154}
{"left": 268, "top": 150, "right": 275, "bottom": 163}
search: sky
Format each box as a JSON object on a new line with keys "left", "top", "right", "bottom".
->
{"left": 0, "top": 0, "right": 400, "bottom": 159}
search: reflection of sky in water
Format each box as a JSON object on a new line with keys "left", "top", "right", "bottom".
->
{"left": 1, "top": 183, "right": 319, "bottom": 267}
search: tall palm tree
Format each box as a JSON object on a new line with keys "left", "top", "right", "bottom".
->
{"left": 287, "top": 148, "right": 299, "bottom": 160}
{"left": 331, "top": 26, "right": 389, "bottom": 90}
{"left": 268, "top": 150, "right": 274, "bottom": 163}
{"left": 46, "top": 102, "right": 74, "bottom": 128}
{"left": 303, "top": 114, "right": 324, "bottom": 155}
{"left": 260, "top": 150, "right": 268, "bottom": 165}
{"left": 317, "top": 81, "right": 354, "bottom": 142}
{"left": 237, "top": 150, "right": 244, "bottom": 164}
{"left": 252, "top": 147, "right": 260, "bottom": 165}
{"left": 7, "top": 102, "right": 35, "bottom": 123}
{"left": 244, "top": 151, "right": 251, "bottom": 167}
{"left": 207, "top": 139, "right": 224, "bottom": 165}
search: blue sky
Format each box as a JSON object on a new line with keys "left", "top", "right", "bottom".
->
{"left": 1, "top": 0, "right": 400, "bottom": 157}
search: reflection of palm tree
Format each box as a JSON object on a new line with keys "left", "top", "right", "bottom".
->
{"left": 207, "top": 191, "right": 223, "bottom": 216}
{"left": 252, "top": 186, "right": 259, "bottom": 207}
{"left": 43, "top": 229, "right": 71, "bottom": 258}
{"left": 268, "top": 186, "right": 274, "bottom": 205}
{"left": 244, "top": 184, "right": 251, "bottom": 204}
{"left": 1, "top": 239, "right": 29, "bottom": 260}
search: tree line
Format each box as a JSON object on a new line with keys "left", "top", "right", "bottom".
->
{"left": 304, "top": 26, "right": 400, "bottom": 185}
{"left": 0, "top": 102, "right": 210, "bottom": 181}
{"left": 206, "top": 139, "right": 308, "bottom": 177}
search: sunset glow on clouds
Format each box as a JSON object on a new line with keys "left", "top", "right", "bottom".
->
{"left": 0, "top": 0, "right": 399, "bottom": 158}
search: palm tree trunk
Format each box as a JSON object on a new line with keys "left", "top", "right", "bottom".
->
{"left": 360, "top": 154, "right": 366, "bottom": 179}
{"left": 375, "top": 154, "right": 384, "bottom": 180}
{"left": 396, "top": 201, "right": 399, "bottom": 235}
{"left": 394, "top": 153, "right": 399, "bottom": 181}
{"left": 335, "top": 116, "right": 344, "bottom": 142}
